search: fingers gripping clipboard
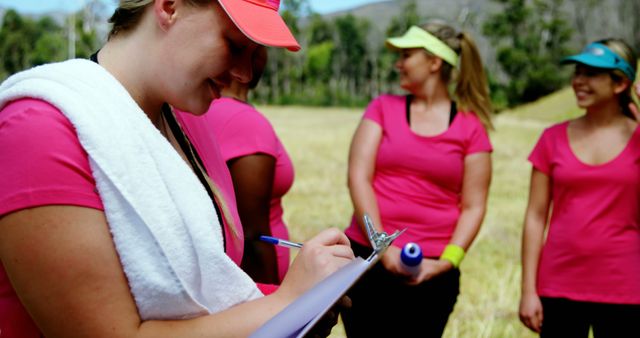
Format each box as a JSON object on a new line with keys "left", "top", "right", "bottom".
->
{"left": 249, "top": 214, "right": 405, "bottom": 338}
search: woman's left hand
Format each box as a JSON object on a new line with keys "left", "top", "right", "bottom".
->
{"left": 407, "top": 258, "right": 453, "bottom": 285}
{"left": 380, "top": 245, "right": 410, "bottom": 276}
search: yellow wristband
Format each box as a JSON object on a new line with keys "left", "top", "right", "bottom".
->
{"left": 440, "top": 244, "right": 465, "bottom": 268}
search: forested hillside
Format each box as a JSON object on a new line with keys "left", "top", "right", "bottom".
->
{"left": 0, "top": 0, "right": 638, "bottom": 108}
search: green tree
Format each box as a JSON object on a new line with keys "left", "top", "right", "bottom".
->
{"left": 306, "top": 13, "right": 333, "bottom": 45}
{"left": 282, "top": 0, "right": 311, "bottom": 17}
{"left": 0, "top": 10, "right": 37, "bottom": 78}
{"left": 377, "top": 0, "right": 423, "bottom": 94}
{"left": 484, "top": 0, "right": 573, "bottom": 105}
{"left": 333, "top": 14, "right": 370, "bottom": 105}
{"left": 0, "top": 9, "right": 99, "bottom": 80}
{"left": 302, "top": 41, "right": 335, "bottom": 105}
{"left": 258, "top": 0, "right": 308, "bottom": 104}
{"left": 31, "top": 16, "right": 66, "bottom": 66}
{"left": 618, "top": 0, "right": 640, "bottom": 51}
{"left": 572, "top": 0, "right": 598, "bottom": 47}
{"left": 72, "top": 12, "right": 100, "bottom": 59}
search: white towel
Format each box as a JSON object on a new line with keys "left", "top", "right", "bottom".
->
{"left": 0, "top": 59, "right": 262, "bottom": 320}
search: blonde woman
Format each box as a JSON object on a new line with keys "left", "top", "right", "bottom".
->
{"left": 0, "top": 1, "right": 353, "bottom": 336}
{"left": 342, "top": 21, "right": 493, "bottom": 337}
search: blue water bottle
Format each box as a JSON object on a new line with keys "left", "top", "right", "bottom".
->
{"left": 400, "top": 242, "right": 423, "bottom": 276}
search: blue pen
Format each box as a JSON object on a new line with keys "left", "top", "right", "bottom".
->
{"left": 259, "top": 235, "right": 303, "bottom": 249}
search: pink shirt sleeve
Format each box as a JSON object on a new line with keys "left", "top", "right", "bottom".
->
{"left": 362, "top": 95, "right": 385, "bottom": 125}
{"left": 465, "top": 113, "right": 493, "bottom": 154}
{"left": 528, "top": 127, "right": 553, "bottom": 175}
{"left": 216, "top": 106, "right": 279, "bottom": 160}
{"left": 0, "top": 98, "right": 103, "bottom": 337}
{"left": 0, "top": 98, "right": 103, "bottom": 217}
{"left": 174, "top": 109, "right": 246, "bottom": 265}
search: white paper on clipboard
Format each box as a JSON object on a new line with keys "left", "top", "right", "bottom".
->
{"left": 250, "top": 215, "right": 403, "bottom": 338}
{"left": 249, "top": 255, "right": 376, "bottom": 338}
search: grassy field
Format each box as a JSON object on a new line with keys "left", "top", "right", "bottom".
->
{"left": 259, "top": 87, "right": 581, "bottom": 338}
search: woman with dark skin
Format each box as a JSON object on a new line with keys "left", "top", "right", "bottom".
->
{"left": 177, "top": 46, "right": 292, "bottom": 284}
{"left": 216, "top": 47, "right": 293, "bottom": 284}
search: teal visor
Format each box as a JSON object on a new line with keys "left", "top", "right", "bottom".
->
{"left": 561, "top": 42, "right": 636, "bottom": 81}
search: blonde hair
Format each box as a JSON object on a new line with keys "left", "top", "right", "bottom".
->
{"left": 598, "top": 38, "right": 638, "bottom": 120}
{"left": 108, "top": 0, "right": 213, "bottom": 39}
{"left": 421, "top": 22, "right": 494, "bottom": 130}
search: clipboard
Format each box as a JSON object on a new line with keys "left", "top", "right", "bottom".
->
{"left": 249, "top": 214, "right": 404, "bottom": 338}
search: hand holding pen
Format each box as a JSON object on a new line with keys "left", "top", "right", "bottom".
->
{"left": 273, "top": 228, "right": 354, "bottom": 296}
{"left": 257, "top": 229, "right": 354, "bottom": 338}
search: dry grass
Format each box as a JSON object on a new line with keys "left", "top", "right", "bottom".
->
{"left": 259, "top": 88, "right": 581, "bottom": 337}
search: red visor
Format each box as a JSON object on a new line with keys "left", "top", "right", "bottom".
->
{"left": 218, "top": 0, "right": 300, "bottom": 51}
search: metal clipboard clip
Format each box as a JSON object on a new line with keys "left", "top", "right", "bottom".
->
{"left": 363, "top": 213, "right": 406, "bottom": 262}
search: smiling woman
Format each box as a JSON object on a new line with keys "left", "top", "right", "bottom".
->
{"left": 0, "top": 0, "right": 354, "bottom": 337}
{"left": 519, "top": 39, "right": 640, "bottom": 337}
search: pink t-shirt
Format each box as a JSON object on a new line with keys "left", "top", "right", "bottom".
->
{"left": 0, "top": 99, "right": 273, "bottom": 336}
{"left": 198, "top": 97, "right": 294, "bottom": 282}
{"left": 529, "top": 122, "right": 640, "bottom": 304}
{"left": 174, "top": 110, "right": 245, "bottom": 264}
{"left": 0, "top": 99, "right": 105, "bottom": 337}
{"left": 344, "top": 95, "right": 492, "bottom": 257}
{"left": 174, "top": 109, "right": 279, "bottom": 293}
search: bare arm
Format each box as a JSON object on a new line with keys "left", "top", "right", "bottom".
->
{"left": 449, "top": 152, "right": 492, "bottom": 250}
{"left": 347, "top": 119, "right": 383, "bottom": 236}
{"left": 413, "top": 152, "right": 492, "bottom": 284}
{"left": 347, "top": 119, "right": 401, "bottom": 264}
{"left": 518, "top": 168, "right": 551, "bottom": 333}
{"left": 347, "top": 119, "right": 408, "bottom": 273}
{"left": 0, "top": 206, "right": 353, "bottom": 338}
{"left": 228, "top": 153, "right": 279, "bottom": 284}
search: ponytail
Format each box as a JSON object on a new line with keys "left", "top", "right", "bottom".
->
{"left": 421, "top": 22, "right": 494, "bottom": 130}
{"left": 456, "top": 32, "right": 494, "bottom": 130}
{"left": 598, "top": 38, "right": 638, "bottom": 120}
{"left": 619, "top": 85, "right": 636, "bottom": 120}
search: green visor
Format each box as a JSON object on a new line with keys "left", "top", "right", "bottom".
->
{"left": 386, "top": 26, "right": 459, "bottom": 67}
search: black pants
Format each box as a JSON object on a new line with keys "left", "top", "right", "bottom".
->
{"left": 540, "top": 297, "right": 640, "bottom": 338}
{"left": 341, "top": 239, "right": 460, "bottom": 338}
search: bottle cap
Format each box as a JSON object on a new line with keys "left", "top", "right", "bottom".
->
{"left": 400, "top": 242, "right": 423, "bottom": 267}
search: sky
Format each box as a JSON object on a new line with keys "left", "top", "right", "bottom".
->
{"left": 0, "top": 0, "right": 384, "bottom": 15}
